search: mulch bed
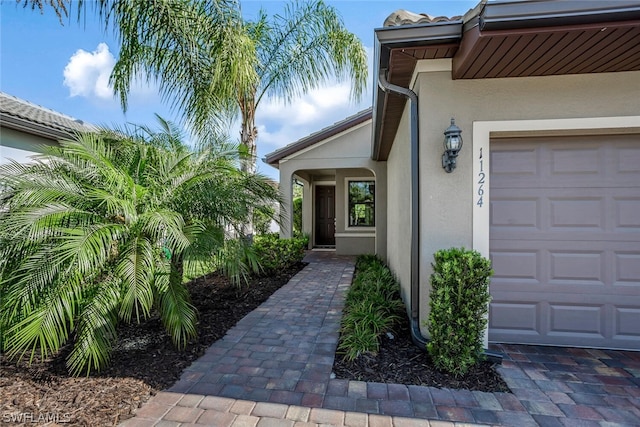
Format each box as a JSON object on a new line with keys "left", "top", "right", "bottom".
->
{"left": 0, "top": 263, "right": 307, "bottom": 426}
{"left": 332, "top": 319, "right": 511, "bottom": 393}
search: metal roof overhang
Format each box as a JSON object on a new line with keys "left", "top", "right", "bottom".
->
{"left": 373, "top": 21, "right": 463, "bottom": 161}
{"left": 372, "top": 0, "right": 640, "bottom": 160}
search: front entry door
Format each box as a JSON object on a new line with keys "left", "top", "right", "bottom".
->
{"left": 315, "top": 186, "right": 335, "bottom": 246}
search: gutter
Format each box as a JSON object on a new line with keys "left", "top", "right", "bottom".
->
{"left": 376, "top": 69, "right": 427, "bottom": 349}
{"left": 480, "top": 0, "right": 640, "bottom": 31}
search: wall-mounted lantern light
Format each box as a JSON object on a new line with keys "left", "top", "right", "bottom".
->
{"left": 442, "top": 118, "right": 463, "bottom": 173}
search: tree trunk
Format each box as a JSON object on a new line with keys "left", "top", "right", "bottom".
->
{"left": 239, "top": 92, "right": 258, "bottom": 175}
{"left": 239, "top": 95, "right": 257, "bottom": 238}
{"left": 169, "top": 256, "right": 184, "bottom": 290}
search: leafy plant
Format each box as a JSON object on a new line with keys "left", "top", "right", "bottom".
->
{"left": 338, "top": 255, "right": 403, "bottom": 361}
{"left": 293, "top": 196, "right": 303, "bottom": 234}
{"left": 0, "top": 120, "right": 278, "bottom": 375}
{"left": 214, "top": 238, "right": 261, "bottom": 287}
{"left": 426, "top": 248, "right": 493, "bottom": 376}
{"left": 253, "top": 204, "right": 276, "bottom": 235}
{"left": 252, "top": 233, "right": 307, "bottom": 275}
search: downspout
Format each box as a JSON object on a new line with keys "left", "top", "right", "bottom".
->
{"left": 377, "top": 68, "right": 503, "bottom": 363}
{"left": 377, "top": 69, "right": 427, "bottom": 349}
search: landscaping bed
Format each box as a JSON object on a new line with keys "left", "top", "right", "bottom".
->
{"left": 0, "top": 262, "right": 306, "bottom": 426}
{"left": 332, "top": 254, "right": 510, "bottom": 394}
{"left": 332, "top": 319, "right": 510, "bottom": 393}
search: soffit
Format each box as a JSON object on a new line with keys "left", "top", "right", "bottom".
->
{"left": 453, "top": 19, "right": 640, "bottom": 79}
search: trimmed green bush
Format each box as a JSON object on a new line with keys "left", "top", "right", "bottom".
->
{"left": 293, "top": 196, "right": 303, "bottom": 234}
{"left": 338, "top": 255, "right": 404, "bottom": 361}
{"left": 426, "top": 247, "right": 493, "bottom": 376}
{"left": 253, "top": 233, "right": 307, "bottom": 275}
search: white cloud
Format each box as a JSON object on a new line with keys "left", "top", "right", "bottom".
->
{"left": 63, "top": 43, "right": 116, "bottom": 100}
{"left": 63, "top": 43, "right": 159, "bottom": 104}
{"left": 256, "top": 45, "right": 375, "bottom": 151}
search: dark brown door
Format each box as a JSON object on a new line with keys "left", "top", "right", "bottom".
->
{"left": 315, "top": 186, "right": 335, "bottom": 246}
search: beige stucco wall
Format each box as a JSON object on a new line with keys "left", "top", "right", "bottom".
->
{"left": 385, "top": 108, "right": 413, "bottom": 307}
{"left": 1, "top": 126, "right": 57, "bottom": 164}
{"left": 390, "top": 68, "right": 640, "bottom": 337}
{"left": 275, "top": 120, "right": 387, "bottom": 257}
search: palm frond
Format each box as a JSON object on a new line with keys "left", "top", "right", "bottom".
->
{"left": 254, "top": 0, "right": 367, "bottom": 107}
{"left": 155, "top": 267, "right": 197, "bottom": 348}
{"left": 115, "top": 236, "right": 156, "bottom": 323}
{"left": 3, "top": 272, "right": 85, "bottom": 362}
{"left": 66, "top": 279, "right": 121, "bottom": 376}
{"left": 108, "top": 0, "right": 257, "bottom": 131}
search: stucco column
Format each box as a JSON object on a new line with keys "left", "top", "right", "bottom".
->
{"left": 279, "top": 171, "right": 293, "bottom": 239}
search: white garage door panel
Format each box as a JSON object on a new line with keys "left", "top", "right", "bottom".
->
{"left": 489, "top": 134, "right": 640, "bottom": 350}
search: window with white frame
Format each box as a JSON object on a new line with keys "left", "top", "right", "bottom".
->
{"left": 347, "top": 180, "right": 375, "bottom": 227}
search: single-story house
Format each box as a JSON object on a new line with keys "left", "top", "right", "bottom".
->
{"left": 265, "top": 0, "right": 640, "bottom": 351}
{"left": 0, "top": 92, "right": 91, "bottom": 164}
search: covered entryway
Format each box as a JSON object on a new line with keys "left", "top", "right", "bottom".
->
{"left": 489, "top": 134, "right": 640, "bottom": 350}
{"left": 315, "top": 185, "right": 336, "bottom": 247}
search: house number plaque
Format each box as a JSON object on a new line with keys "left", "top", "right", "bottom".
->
{"left": 477, "top": 147, "right": 485, "bottom": 207}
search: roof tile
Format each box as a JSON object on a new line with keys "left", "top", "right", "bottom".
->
{"left": 383, "top": 10, "right": 462, "bottom": 27}
{"left": 0, "top": 92, "right": 93, "bottom": 135}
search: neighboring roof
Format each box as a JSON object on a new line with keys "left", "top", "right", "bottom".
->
{"left": 0, "top": 92, "right": 94, "bottom": 141}
{"left": 264, "top": 108, "right": 372, "bottom": 167}
{"left": 373, "top": 0, "right": 640, "bottom": 160}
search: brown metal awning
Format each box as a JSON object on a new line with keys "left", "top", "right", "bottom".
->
{"left": 453, "top": 19, "right": 640, "bottom": 79}
{"left": 372, "top": 0, "right": 640, "bottom": 161}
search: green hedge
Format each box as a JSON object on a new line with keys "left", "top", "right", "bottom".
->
{"left": 338, "top": 255, "right": 404, "bottom": 361}
{"left": 253, "top": 233, "right": 308, "bottom": 275}
{"left": 426, "top": 247, "right": 493, "bottom": 376}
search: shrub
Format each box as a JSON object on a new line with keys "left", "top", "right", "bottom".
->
{"left": 253, "top": 205, "right": 276, "bottom": 235}
{"left": 338, "top": 255, "right": 404, "bottom": 361}
{"left": 426, "top": 247, "right": 493, "bottom": 376}
{"left": 253, "top": 233, "right": 307, "bottom": 275}
{"left": 293, "top": 196, "right": 303, "bottom": 234}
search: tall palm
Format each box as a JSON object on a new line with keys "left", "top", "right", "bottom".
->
{"left": 0, "top": 120, "right": 278, "bottom": 375}
{"left": 233, "top": 1, "right": 368, "bottom": 174}
{"left": 111, "top": 0, "right": 367, "bottom": 235}
{"left": 20, "top": 0, "right": 367, "bottom": 174}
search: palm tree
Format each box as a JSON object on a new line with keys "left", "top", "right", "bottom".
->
{"left": 20, "top": 0, "right": 366, "bottom": 235}
{"left": 232, "top": 1, "right": 368, "bottom": 174}
{"left": 111, "top": 0, "right": 367, "bottom": 236}
{"left": 0, "top": 119, "right": 279, "bottom": 375}
{"left": 20, "top": 0, "right": 367, "bottom": 173}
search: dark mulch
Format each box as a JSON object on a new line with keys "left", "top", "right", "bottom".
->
{"left": 332, "top": 319, "right": 511, "bottom": 393}
{"left": 0, "top": 262, "right": 306, "bottom": 427}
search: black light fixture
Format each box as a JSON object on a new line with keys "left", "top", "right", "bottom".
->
{"left": 442, "top": 118, "right": 463, "bottom": 173}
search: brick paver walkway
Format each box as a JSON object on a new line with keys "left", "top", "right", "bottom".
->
{"left": 121, "top": 251, "right": 640, "bottom": 427}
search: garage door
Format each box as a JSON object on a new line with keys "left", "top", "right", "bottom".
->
{"left": 489, "top": 134, "right": 640, "bottom": 350}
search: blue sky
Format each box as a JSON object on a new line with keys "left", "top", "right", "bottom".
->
{"left": 1, "top": 0, "right": 477, "bottom": 179}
